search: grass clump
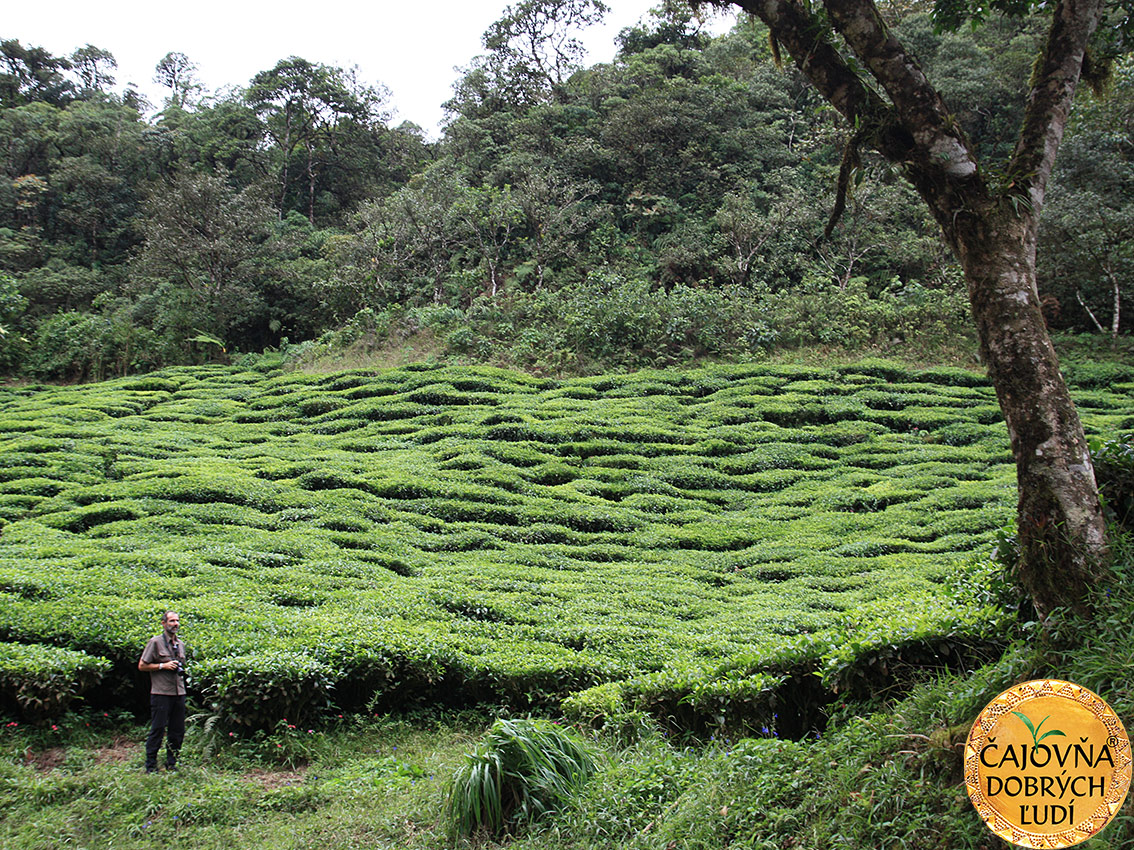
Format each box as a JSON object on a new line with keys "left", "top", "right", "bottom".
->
{"left": 446, "top": 717, "right": 596, "bottom": 839}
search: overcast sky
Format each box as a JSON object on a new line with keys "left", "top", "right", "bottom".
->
{"left": 5, "top": 1, "right": 735, "bottom": 138}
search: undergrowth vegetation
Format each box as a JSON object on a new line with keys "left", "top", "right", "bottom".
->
{"left": 446, "top": 717, "right": 595, "bottom": 839}
{"left": 3, "top": 563, "right": 1132, "bottom": 850}
{"left": 278, "top": 277, "right": 975, "bottom": 375}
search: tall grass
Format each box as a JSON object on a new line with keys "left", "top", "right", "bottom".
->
{"left": 446, "top": 718, "right": 595, "bottom": 839}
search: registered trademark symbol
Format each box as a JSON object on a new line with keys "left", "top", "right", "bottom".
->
{"left": 1108, "top": 736, "right": 1118, "bottom": 748}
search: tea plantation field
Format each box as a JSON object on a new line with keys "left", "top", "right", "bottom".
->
{"left": 1, "top": 360, "right": 1131, "bottom": 735}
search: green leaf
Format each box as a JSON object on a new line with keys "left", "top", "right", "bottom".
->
{"left": 1011, "top": 710, "right": 1038, "bottom": 741}
{"left": 1011, "top": 711, "right": 1065, "bottom": 746}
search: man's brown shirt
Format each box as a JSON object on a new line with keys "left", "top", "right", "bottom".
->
{"left": 140, "top": 633, "right": 186, "bottom": 696}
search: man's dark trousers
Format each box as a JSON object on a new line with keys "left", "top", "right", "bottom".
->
{"left": 145, "top": 694, "right": 186, "bottom": 770}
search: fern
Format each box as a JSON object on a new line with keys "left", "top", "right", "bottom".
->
{"left": 187, "top": 710, "right": 225, "bottom": 761}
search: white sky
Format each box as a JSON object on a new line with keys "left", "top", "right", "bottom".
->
{"left": 4, "top": 1, "right": 735, "bottom": 138}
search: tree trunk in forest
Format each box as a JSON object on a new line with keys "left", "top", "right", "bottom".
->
{"left": 307, "top": 139, "right": 317, "bottom": 225}
{"left": 279, "top": 119, "right": 291, "bottom": 220}
{"left": 1094, "top": 266, "right": 1124, "bottom": 343}
{"left": 730, "top": 0, "right": 1112, "bottom": 615}
{"left": 1112, "top": 274, "right": 1121, "bottom": 341}
{"left": 953, "top": 205, "right": 1109, "bottom": 615}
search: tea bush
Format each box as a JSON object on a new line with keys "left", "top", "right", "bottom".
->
{"left": 0, "top": 360, "right": 1129, "bottom": 730}
{"left": 195, "top": 651, "right": 335, "bottom": 729}
{"left": 1091, "top": 433, "right": 1134, "bottom": 528}
{"left": 0, "top": 642, "right": 111, "bottom": 719}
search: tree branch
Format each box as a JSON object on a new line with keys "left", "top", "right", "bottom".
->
{"left": 734, "top": 0, "right": 889, "bottom": 131}
{"left": 1009, "top": 0, "right": 1106, "bottom": 210}
{"left": 732, "top": 0, "right": 989, "bottom": 249}
{"left": 821, "top": 0, "right": 978, "bottom": 180}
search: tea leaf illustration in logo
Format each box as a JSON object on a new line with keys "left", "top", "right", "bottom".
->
{"left": 1011, "top": 711, "right": 1067, "bottom": 747}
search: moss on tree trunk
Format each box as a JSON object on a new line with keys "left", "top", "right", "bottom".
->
{"left": 958, "top": 208, "right": 1109, "bottom": 615}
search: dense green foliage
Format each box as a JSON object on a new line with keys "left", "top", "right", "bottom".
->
{"left": 1092, "top": 433, "right": 1134, "bottom": 527}
{"left": 1, "top": 359, "right": 1131, "bottom": 734}
{"left": 446, "top": 717, "right": 596, "bottom": 838}
{"left": 1, "top": 3, "right": 1130, "bottom": 379}
{"left": 0, "top": 642, "right": 109, "bottom": 719}
{"left": 2, "top": 6, "right": 1132, "bottom": 845}
{"left": 2, "top": 562, "right": 1132, "bottom": 849}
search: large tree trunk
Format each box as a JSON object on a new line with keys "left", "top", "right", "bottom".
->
{"left": 954, "top": 205, "right": 1109, "bottom": 615}
{"left": 731, "top": 0, "right": 1112, "bottom": 616}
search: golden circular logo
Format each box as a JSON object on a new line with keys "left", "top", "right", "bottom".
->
{"left": 966, "top": 680, "right": 1131, "bottom": 848}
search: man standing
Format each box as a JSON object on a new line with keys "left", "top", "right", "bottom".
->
{"left": 138, "top": 610, "right": 187, "bottom": 773}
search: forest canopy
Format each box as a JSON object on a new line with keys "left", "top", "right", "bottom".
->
{"left": 0, "top": 1, "right": 1130, "bottom": 380}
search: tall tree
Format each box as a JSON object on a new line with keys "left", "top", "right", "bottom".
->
{"left": 339, "top": 163, "right": 467, "bottom": 307}
{"left": 480, "top": 0, "right": 610, "bottom": 105}
{"left": 135, "top": 169, "right": 278, "bottom": 344}
{"left": 515, "top": 165, "right": 604, "bottom": 288}
{"left": 70, "top": 45, "right": 117, "bottom": 95}
{"left": 715, "top": 0, "right": 1119, "bottom": 613}
{"left": 1040, "top": 140, "right": 1134, "bottom": 340}
{"left": 617, "top": 0, "right": 713, "bottom": 56}
{"left": 52, "top": 99, "right": 149, "bottom": 264}
{"left": 154, "top": 51, "right": 201, "bottom": 108}
{"left": 0, "top": 39, "right": 75, "bottom": 107}
{"left": 1039, "top": 57, "right": 1134, "bottom": 338}
{"left": 246, "top": 57, "right": 387, "bottom": 223}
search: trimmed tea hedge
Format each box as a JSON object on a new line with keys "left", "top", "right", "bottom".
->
{"left": 0, "top": 641, "right": 111, "bottom": 719}
{"left": 0, "top": 360, "right": 1127, "bottom": 730}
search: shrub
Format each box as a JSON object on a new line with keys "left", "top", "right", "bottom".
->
{"left": 0, "top": 642, "right": 111, "bottom": 719}
{"left": 1062, "top": 361, "right": 1134, "bottom": 389}
{"left": 1091, "top": 434, "right": 1134, "bottom": 528}
{"left": 758, "top": 279, "right": 973, "bottom": 353}
{"left": 446, "top": 717, "right": 596, "bottom": 839}
{"left": 25, "top": 309, "right": 163, "bottom": 381}
{"left": 195, "top": 651, "right": 334, "bottom": 729}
